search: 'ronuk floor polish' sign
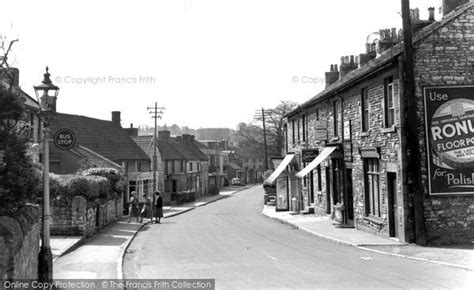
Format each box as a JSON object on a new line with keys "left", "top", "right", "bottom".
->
{"left": 424, "top": 85, "right": 474, "bottom": 195}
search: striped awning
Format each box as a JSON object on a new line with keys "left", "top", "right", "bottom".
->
{"left": 296, "top": 147, "right": 337, "bottom": 178}
{"left": 265, "top": 154, "right": 295, "bottom": 184}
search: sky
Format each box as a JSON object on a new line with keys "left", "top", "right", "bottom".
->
{"left": 2, "top": 0, "right": 441, "bottom": 130}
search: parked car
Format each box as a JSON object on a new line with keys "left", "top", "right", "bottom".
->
{"left": 263, "top": 181, "right": 276, "bottom": 205}
{"left": 231, "top": 178, "right": 241, "bottom": 185}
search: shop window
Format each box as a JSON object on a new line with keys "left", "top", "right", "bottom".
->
{"left": 361, "top": 87, "right": 369, "bottom": 132}
{"left": 364, "top": 158, "right": 381, "bottom": 217}
{"left": 384, "top": 77, "right": 395, "bottom": 128}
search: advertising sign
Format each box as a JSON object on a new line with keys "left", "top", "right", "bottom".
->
{"left": 54, "top": 128, "right": 76, "bottom": 150}
{"left": 424, "top": 86, "right": 474, "bottom": 195}
{"left": 302, "top": 149, "right": 319, "bottom": 162}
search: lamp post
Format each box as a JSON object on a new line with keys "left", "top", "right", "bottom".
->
{"left": 34, "top": 67, "right": 60, "bottom": 282}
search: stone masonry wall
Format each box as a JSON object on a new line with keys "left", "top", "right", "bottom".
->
{"left": 0, "top": 204, "right": 40, "bottom": 279}
{"left": 413, "top": 4, "right": 474, "bottom": 244}
{"left": 51, "top": 195, "right": 121, "bottom": 238}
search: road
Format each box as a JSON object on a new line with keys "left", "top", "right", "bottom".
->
{"left": 123, "top": 186, "right": 472, "bottom": 289}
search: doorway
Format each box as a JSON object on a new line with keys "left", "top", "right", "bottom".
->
{"left": 387, "top": 172, "right": 398, "bottom": 238}
{"left": 325, "top": 166, "right": 331, "bottom": 214}
{"left": 345, "top": 168, "right": 354, "bottom": 225}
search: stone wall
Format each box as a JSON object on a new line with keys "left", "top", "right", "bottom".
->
{"left": 413, "top": 3, "right": 474, "bottom": 244}
{"left": 51, "top": 195, "right": 121, "bottom": 238}
{"left": 0, "top": 204, "right": 40, "bottom": 279}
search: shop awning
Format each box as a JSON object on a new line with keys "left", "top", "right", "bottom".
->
{"left": 265, "top": 154, "right": 295, "bottom": 184}
{"left": 296, "top": 147, "right": 337, "bottom": 178}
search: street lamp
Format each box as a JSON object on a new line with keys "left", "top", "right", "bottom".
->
{"left": 34, "top": 66, "right": 59, "bottom": 283}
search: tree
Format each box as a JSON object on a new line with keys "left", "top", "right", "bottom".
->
{"left": 0, "top": 79, "right": 42, "bottom": 215}
{"left": 236, "top": 101, "right": 298, "bottom": 164}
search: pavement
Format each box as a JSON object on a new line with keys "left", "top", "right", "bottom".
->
{"left": 262, "top": 205, "right": 474, "bottom": 271}
{"left": 52, "top": 184, "right": 473, "bottom": 281}
{"left": 51, "top": 186, "right": 247, "bottom": 279}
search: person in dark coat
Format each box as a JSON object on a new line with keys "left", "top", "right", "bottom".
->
{"left": 140, "top": 192, "right": 152, "bottom": 223}
{"left": 153, "top": 191, "right": 163, "bottom": 223}
{"left": 128, "top": 191, "right": 139, "bottom": 223}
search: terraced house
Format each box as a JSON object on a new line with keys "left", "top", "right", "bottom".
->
{"left": 133, "top": 131, "right": 209, "bottom": 200}
{"left": 271, "top": 1, "right": 473, "bottom": 245}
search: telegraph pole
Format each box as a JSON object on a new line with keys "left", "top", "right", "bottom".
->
{"left": 147, "top": 102, "right": 165, "bottom": 214}
{"left": 401, "top": 0, "right": 426, "bottom": 245}
{"left": 255, "top": 109, "right": 268, "bottom": 171}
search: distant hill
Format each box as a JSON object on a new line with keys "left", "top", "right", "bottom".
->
{"left": 138, "top": 124, "right": 236, "bottom": 141}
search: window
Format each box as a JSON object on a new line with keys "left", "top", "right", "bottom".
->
{"left": 292, "top": 120, "right": 296, "bottom": 144}
{"left": 302, "top": 114, "right": 306, "bottom": 142}
{"left": 197, "top": 162, "right": 200, "bottom": 171}
{"left": 317, "top": 164, "right": 322, "bottom": 191}
{"left": 384, "top": 77, "right": 395, "bottom": 127}
{"left": 190, "top": 162, "right": 193, "bottom": 171}
{"left": 135, "top": 161, "right": 141, "bottom": 172}
{"left": 361, "top": 88, "right": 369, "bottom": 132}
{"left": 335, "top": 101, "right": 339, "bottom": 137}
{"left": 297, "top": 119, "right": 301, "bottom": 142}
{"left": 364, "top": 158, "right": 381, "bottom": 217}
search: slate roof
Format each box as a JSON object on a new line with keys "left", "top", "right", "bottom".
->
{"left": 288, "top": 1, "right": 473, "bottom": 117}
{"left": 134, "top": 135, "right": 208, "bottom": 161}
{"left": 49, "top": 113, "right": 149, "bottom": 161}
{"left": 70, "top": 145, "right": 123, "bottom": 169}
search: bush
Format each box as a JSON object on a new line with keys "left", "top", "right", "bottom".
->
{"left": 49, "top": 173, "right": 108, "bottom": 202}
{"left": 0, "top": 85, "right": 42, "bottom": 215}
{"left": 82, "top": 167, "right": 124, "bottom": 197}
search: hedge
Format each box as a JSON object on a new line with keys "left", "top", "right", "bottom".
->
{"left": 82, "top": 167, "right": 125, "bottom": 198}
{"left": 49, "top": 174, "right": 109, "bottom": 202}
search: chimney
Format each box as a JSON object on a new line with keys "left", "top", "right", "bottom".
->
{"left": 441, "top": 0, "right": 469, "bottom": 16}
{"left": 339, "top": 55, "right": 358, "bottom": 79}
{"left": 377, "top": 28, "right": 402, "bottom": 54}
{"left": 123, "top": 123, "right": 138, "bottom": 137}
{"left": 111, "top": 111, "right": 121, "bottom": 127}
{"left": 176, "top": 136, "right": 182, "bottom": 142}
{"left": 325, "top": 64, "right": 339, "bottom": 87}
{"left": 158, "top": 130, "right": 170, "bottom": 140}
{"left": 182, "top": 134, "right": 194, "bottom": 144}
{"left": 410, "top": 7, "right": 437, "bottom": 33}
{"left": 428, "top": 7, "right": 435, "bottom": 21}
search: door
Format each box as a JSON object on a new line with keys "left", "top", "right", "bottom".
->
{"left": 387, "top": 172, "right": 398, "bottom": 238}
{"left": 345, "top": 168, "right": 354, "bottom": 225}
{"left": 325, "top": 166, "right": 331, "bottom": 214}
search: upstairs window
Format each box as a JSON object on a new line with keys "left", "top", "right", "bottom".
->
{"left": 135, "top": 161, "right": 141, "bottom": 172}
{"left": 333, "top": 100, "right": 340, "bottom": 137}
{"left": 361, "top": 87, "right": 369, "bottom": 132}
{"left": 384, "top": 77, "right": 395, "bottom": 128}
{"left": 302, "top": 114, "right": 306, "bottom": 142}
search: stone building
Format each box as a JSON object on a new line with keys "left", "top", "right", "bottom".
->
{"left": 133, "top": 131, "right": 209, "bottom": 199}
{"left": 271, "top": 1, "right": 473, "bottom": 244}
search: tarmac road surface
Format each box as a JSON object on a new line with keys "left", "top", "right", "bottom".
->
{"left": 123, "top": 186, "right": 472, "bottom": 289}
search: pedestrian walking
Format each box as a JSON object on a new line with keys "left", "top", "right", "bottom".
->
{"left": 153, "top": 191, "right": 163, "bottom": 223}
{"left": 128, "top": 191, "right": 139, "bottom": 223}
{"left": 140, "top": 192, "right": 151, "bottom": 223}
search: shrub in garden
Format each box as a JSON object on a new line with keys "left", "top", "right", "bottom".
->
{"left": 82, "top": 167, "right": 124, "bottom": 199}
{"left": 49, "top": 173, "right": 108, "bottom": 203}
{"left": 0, "top": 82, "right": 42, "bottom": 215}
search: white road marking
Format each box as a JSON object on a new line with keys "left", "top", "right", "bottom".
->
{"left": 268, "top": 256, "right": 278, "bottom": 260}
